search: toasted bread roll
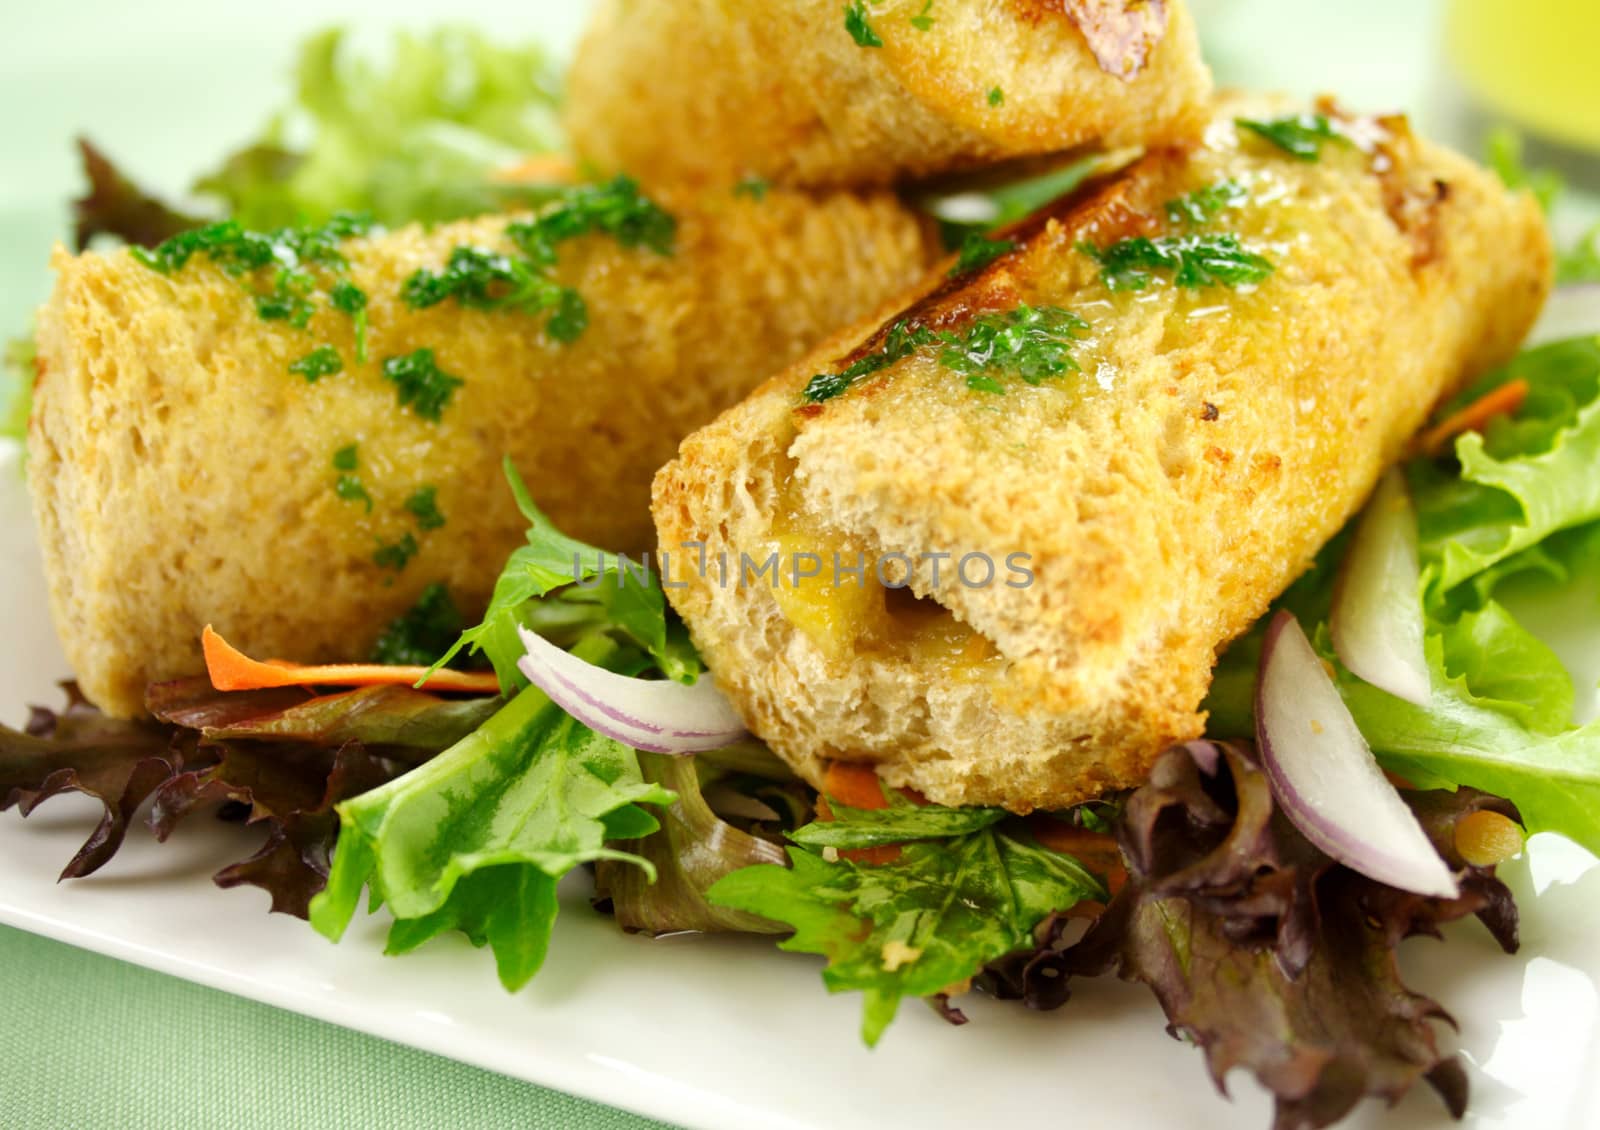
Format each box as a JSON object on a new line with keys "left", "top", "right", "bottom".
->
{"left": 564, "top": 0, "right": 1211, "bottom": 189}
{"left": 653, "top": 102, "right": 1551, "bottom": 812}
{"left": 30, "top": 187, "right": 939, "bottom": 716}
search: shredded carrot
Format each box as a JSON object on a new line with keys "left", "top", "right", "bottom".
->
{"left": 1029, "top": 815, "right": 1128, "bottom": 903}
{"left": 491, "top": 153, "right": 578, "bottom": 185}
{"left": 201, "top": 625, "right": 500, "bottom": 696}
{"left": 817, "top": 762, "right": 900, "bottom": 864}
{"left": 1415, "top": 378, "right": 1529, "bottom": 457}
{"left": 821, "top": 761, "right": 891, "bottom": 811}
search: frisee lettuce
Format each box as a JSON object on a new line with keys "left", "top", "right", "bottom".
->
{"left": 1413, "top": 337, "right": 1600, "bottom": 598}
{"left": 309, "top": 635, "right": 675, "bottom": 990}
{"left": 1208, "top": 335, "right": 1600, "bottom": 856}
{"left": 202, "top": 27, "right": 564, "bottom": 229}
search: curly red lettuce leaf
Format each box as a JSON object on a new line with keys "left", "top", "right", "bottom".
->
{"left": 72, "top": 138, "right": 202, "bottom": 251}
{"left": 1, "top": 685, "right": 193, "bottom": 878}
{"left": 2, "top": 681, "right": 488, "bottom": 914}
{"left": 1001, "top": 740, "right": 1518, "bottom": 1130}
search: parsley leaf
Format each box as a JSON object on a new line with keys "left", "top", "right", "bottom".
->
{"left": 404, "top": 485, "right": 446, "bottom": 531}
{"left": 802, "top": 320, "right": 936, "bottom": 402}
{"left": 309, "top": 636, "right": 676, "bottom": 991}
{"left": 1080, "top": 233, "right": 1274, "bottom": 291}
{"left": 1236, "top": 113, "right": 1346, "bottom": 161}
{"left": 335, "top": 474, "right": 372, "bottom": 512}
{"left": 733, "top": 176, "right": 770, "bottom": 202}
{"left": 289, "top": 344, "right": 343, "bottom": 381}
{"left": 403, "top": 178, "right": 671, "bottom": 344}
{"left": 938, "top": 305, "right": 1089, "bottom": 392}
{"left": 507, "top": 175, "right": 676, "bottom": 259}
{"left": 949, "top": 232, "right": 1015, "bottom": 277}
{"left": 380, "top": 348, "right": 464, "bottom": 422}
{"left": 329, "top": 279, "right": 369, "bottom": 362}
{"left": 370, "top": 583, "right": 469, "bottom": 667}
{"left": 134, "top": 214, "right": 377, "bottom": 339}
{"left": 710, "top": 826, "right": 1105, "bottom": 1044}
{"left": 373, "top": 533, "right": 419, "bottom": 573}
{"left": 331, "top": 443, "right": 371, "bottom": 511}
{"left": 988, "top": 87, "right": 1005, "bottom": 107}
{"left": 910, "top": 0, "right": 935, "bottom": 30}
{"left": 844, "top": 1, "right": 883, "bottom": 47}
{"left": 803, "top": 306, "right": 1088, "bottom": 401}
{"left": 1164, "top": 179, "right": 1247, "bottom": 226}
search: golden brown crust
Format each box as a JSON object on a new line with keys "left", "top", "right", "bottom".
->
{"left": 29, "top": 188, "right": 940, "bottom": 717}
{"left": 652, "top": 99, "right": 1553, "bottom": 812}
{"left": 563, "top": 0, "right": 1211, "bottom": 189}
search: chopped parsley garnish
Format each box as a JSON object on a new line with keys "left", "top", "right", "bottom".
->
{"left": 381, "top": 349, "right": 464, "bottom": 422}
{"left": 803, "top": 319, "right": 935, "bottom": 402}
{"left": 950, "top": 232, "right": 1016, "bottom": 277}
{"left": 370, "top": 583, "right": 468, "bottom": 667}
{"left": 331, "top": 444, "right": 371, "bottom": 511}
{"left": 910, "top": 0, "right": 935, "bottom": 30}
{"left": 507, "top": 176, "right": 676, "bottom": 258}
{"left": 1236, "top": 114, "right": 1346, "bottom": 161}
{"left": 802, "top": 305, "right": 1088, "bottom": 402}
{"left": 733, "top": 176, "right": 770, "bottom": 202}
{"left": 1164, "top": 180, "right": 1247, "bottom": 226}
{"left": 373, "top": 532, "right": 420, "bottom": 573}
{"left": 402, "top": 177, "right": 671, "bottom": 344}
{"left": 289, "top": 344, "right": 343, "bottom": 381}
{"left": 329, "top": 279, "right": 370, "bottom": 363}
{"left": 545, "top": 287, "right": 589, "bottom": 343}
{"left": 988, "top": 87, "right": 1005, "bottom": 107}
{"left": 401, "top": 246, "right": 554, "bottom": 310}
{"left": 1080, "top": 233, "right": 1274, "bottom": 291}
{"left": 845, "top": 1, "right": 883, "bottom": 46}
{"left": 938, "top": 306, "right": 1088, "bottom": 394}
{"left": 404, "top": 485, "right": 446, "bottom": 531}
{"left": 133, "top": 214, "right": 376, "bottom": 337}
{"left": 336, "top": 474, "right": 373, "bottom": 512}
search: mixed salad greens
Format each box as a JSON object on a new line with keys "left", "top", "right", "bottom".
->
{"left": 4, "top": 25, "right": 1600, "bottom": 1130}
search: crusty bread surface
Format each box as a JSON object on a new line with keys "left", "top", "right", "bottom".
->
{"left": 564, "top": 0, "right": 1211, "bottom": 188}
{"left": 653, "top": 102, "right": 1552, "bottom": 812}
{"left": 30, "top": 188, "right": 940, "bottom": 716}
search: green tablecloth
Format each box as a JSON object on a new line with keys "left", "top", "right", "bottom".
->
{"left": 0, "top": 2, "right": 1461, "bottom": 1127}
{"left": 0, "top": 925, "right": 673, "bottom": 1129}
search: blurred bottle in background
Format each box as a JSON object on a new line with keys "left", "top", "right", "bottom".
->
{"left": 1445, "top": 0, "right": 1600, "bottom": 189}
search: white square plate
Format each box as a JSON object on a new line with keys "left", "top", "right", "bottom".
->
{"left": 4, "top": 443, "right": 1600, "bottom": 1130}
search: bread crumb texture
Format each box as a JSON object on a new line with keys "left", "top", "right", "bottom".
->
{"left": 30, "top": 188, "right": 939, "bottom": 715}
{"left": 653, "top": 100, "right": 1552, "bottom": 812}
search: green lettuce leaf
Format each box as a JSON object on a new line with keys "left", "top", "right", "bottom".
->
{"left": 201, "top": 27, "right": 563, "bottom": 228}
{"left": 1340, "top": 633, "right": 1600, "bottom": 855}
{"left": 790, "top": 791, "right": 1006, "bottom": 850}
{"left": 2, "top": 333, "right": 34, "bottom": 454}
{"left": 429, "top": 458, "right": 701, "bottom": 690}
{"left": 1413, "top": 336, "right": 1600, "bottom": 596}
{"left": 309, "top": 635, "right": 675, "bottom": 990}
{"left": 709, "top": 826, "right": 1105, "bottom": 1044}
{"left": 595, "top": 752, "right": 790, "bottom": 937}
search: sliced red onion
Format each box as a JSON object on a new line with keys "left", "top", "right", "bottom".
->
{"left": 1255, "top": 612, "right": 1458, "bottom": 899}
{"left": 516, "top": 626, "right": 748, "bottom": 755}
{"left": 1528, "top": 283, "right": 1600, "bottom": 347}
{"left": 1329, "top": 469, "right": 1431, "bottom": 707}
